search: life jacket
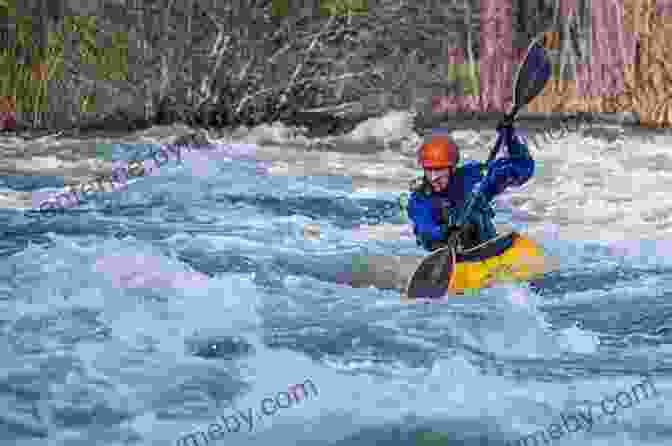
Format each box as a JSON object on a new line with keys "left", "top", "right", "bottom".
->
{"left": 409, "top": 166, "right": 495, "bottom": 251}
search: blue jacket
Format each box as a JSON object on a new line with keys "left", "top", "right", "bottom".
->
{"left": 408, "top": 129, "right": 534, "bottom": 251}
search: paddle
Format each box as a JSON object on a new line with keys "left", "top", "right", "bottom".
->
{"left": 405, "top": 33, "right": 552, "bottom": 299}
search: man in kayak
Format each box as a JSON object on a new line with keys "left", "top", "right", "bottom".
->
{"left": 407, "top": 123, "right": 534, "bottom": 252}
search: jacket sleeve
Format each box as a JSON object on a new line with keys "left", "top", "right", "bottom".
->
{"left": 408, "top": 192, "right": 445, "bottom": 242}
{"left": 478, "top": 130, "right": 534, "bottom": 202}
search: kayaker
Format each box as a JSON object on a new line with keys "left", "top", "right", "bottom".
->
{"left": 407, "top": 124, "right": 534, "bottom": 252}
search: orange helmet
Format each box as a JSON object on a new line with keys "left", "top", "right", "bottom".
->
{"left": 417, "top": 136, "right": 459, "bottom": 169}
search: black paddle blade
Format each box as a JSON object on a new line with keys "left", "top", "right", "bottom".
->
{"left": 511, "top": 35, "right": 552, "bottom": 114}
{"left": 492, "top": 33, "right": 552, "bottom": 162}
{"left": 406, "top": 247, "right": 455, "bottom": 299}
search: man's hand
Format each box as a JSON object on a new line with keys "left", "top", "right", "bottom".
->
{"left": 443, "top": 224, "right": 461, "bottom": 239}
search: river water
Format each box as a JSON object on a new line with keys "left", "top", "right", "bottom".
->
{"left": 0, "top": 121, "right": 670, "bottom": 445}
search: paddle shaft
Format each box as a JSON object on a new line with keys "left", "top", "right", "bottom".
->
{"left": 455, "top": 33, "right": 552, "bottom": 232}
{"left": 448, "top": 40, "right": 544, "bottom": 245}
{"left": 452, "top": 110, "right": 515, "bottom": 234}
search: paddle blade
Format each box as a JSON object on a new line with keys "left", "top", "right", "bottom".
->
{"left": 490, "top": 33, "right": 552, "bottom": 164}
{"left": 405, "top": 247, "right": 455, "bottom": 299}
{"left": 339, "top": 255, "right": 422, "bottom": 290}
{"left": 511, "top": 34, "right": 552, "bottom": 113}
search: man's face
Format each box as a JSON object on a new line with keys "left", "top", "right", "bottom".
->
{"left": 424, "top": 167, "right": 453, "bottom": 192}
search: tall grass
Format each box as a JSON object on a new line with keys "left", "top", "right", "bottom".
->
{"left": 445, "top": 61, "right": 565, "bottom": 98}
{"left": 0, "top": 1, "right": 129, "bottom": 128}
{"left": 447, "top": 63, "right": 481, "bottom": 96}
{"left": 272, "top": 0, "right": 368, "bottom": 16}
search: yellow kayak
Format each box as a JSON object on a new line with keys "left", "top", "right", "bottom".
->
{"left": 447, "top": 231, "right": 550, "bottom": 294}
{"left": 345, "top": 231, "right": 557, "bottom": 298}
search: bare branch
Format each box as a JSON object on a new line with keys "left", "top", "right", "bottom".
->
{"left": 299, "top": 101, "right": 361, "bottom": 116}
{"left": 279, "top": 15, "right": 337, "bottom": 106}
{"left": 268, "top": 24, "right": 359, "bottom": 65}
{"left": 234, "top": 69, "right": 382, "bottom": 116}
{"left": 237, "top": 58, "right": 254, "bottom": 82}
{"left": 194, "top": 17, "right": 232, "bottom": 109}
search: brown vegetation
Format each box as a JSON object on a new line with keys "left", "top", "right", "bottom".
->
{"left": 3, "top": 0, "right": 476, "bottom": 135}
{"left": 2, "top": 0, "right": 672, "bottom": 135}
{"left": 527, "top": 0, "right": 672, "bottom": 128}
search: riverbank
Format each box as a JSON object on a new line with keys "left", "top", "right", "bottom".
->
{"left": 3, "top": 110, "right": 672, "bottom": 246}
{"left": 416, "top": 110, "right": 647, "bottom": 135}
